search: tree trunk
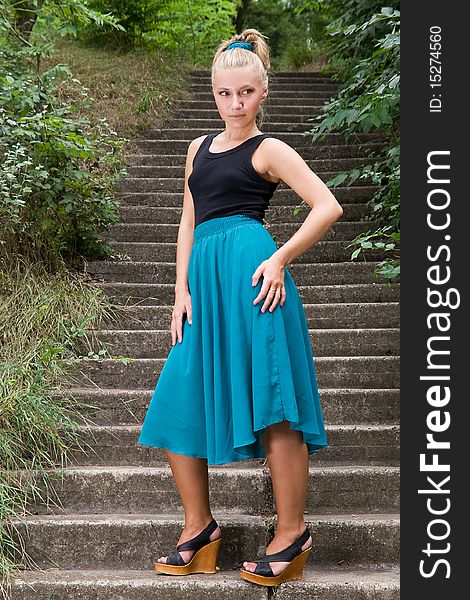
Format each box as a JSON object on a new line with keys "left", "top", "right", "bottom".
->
{"left": 235, "top": 0, "right": 251, "bottom": 34}
{"left": 14, "top": 0, "right": 44, "bottom": 40}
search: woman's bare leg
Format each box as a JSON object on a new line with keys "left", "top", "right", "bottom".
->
{"left": 156, "top": 450, "right": 221, "bottom": 564}
{"left": 242, "top": 420, "right": 312, "bottom": 576}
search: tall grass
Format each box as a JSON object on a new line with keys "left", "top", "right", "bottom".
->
{"left": 0, "top": 256, "right": 122, "bottom": 595}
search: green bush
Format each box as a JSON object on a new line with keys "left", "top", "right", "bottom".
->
{"left": 0, "top": 0, "right": 129, "bottom": 264}
{"left": 297, "top": 1, "right": 400, "bottom": 281}
{"left": 0, "top": 71, "right": 127, "bottom": 263}
{"left": 245, "top": 0, "right": 329, "bottom": 70}
{"left": 78, "top": 0, "right": 237, "bottom": 63}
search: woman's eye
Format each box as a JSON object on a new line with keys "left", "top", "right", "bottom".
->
{"left": 219, "top": 89, "right": 253, "bottom": 96}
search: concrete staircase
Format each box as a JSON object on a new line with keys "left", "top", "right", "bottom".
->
{"left": 9, "top": 70, "right": 400, "bottom": 598}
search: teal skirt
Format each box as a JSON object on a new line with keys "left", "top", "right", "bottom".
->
{"left": 137, "top": 214, "right": 328, "bottom": 465}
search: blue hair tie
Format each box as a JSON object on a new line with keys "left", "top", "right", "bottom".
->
{"left": 225, "top": 41, "right": 253, "bottom": 52}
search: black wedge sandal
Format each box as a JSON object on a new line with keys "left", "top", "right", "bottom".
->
{"left": 240, "top": 526, "right": 312, "bottom": 586}
{"left": 154, "top": 518, "right": 222, "bottom": 575}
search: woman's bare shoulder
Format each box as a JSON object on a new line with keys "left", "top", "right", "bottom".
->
{"left": 188, "top": 133, "right": 211, "bottom": 154}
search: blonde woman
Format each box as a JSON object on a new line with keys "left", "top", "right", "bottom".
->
{"left": 137, "top": 28, "right": 343, "bottom": 587}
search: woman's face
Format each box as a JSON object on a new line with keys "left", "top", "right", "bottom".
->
{"left": 212, "top": 67, "right": 267, "bottom": 128}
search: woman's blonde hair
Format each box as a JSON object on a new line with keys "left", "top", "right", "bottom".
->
{"left": 211, "top": 29, "right": 272, "bottom": 126}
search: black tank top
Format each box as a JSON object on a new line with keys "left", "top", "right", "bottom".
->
{"left": 188, "top": 132, "right": 280, "bottom": 228}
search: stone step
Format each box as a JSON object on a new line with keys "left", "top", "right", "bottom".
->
{"left": 95, "top": 282, "right": 400, "bottom": 306}
{"left": 125, "top": 146, "right": 386, "bottom": 166}
{"left": 176, "top": 99, "right": 334, "bottom": 112}
{"left": 189, "top": 91, "right": 336, "bottom": 101}
{"left": 113, "top": 205, "right": 371, "bottom": 224}
{"left": 117, "top": 173, "right": 374, "bottom": 193}
{"left": 189, "top": 69, "right": 334, "bottom": 79}
{"left": 28, "top": 465, "right": 399, "bottom": 515}
{"left": 106, "top": 239, "right": 390, "bottom": 263}
{"left": 174, "top": 108, "right": 331, "bottom": 120}
{"left": 171, "top": 120, "right": 335, "bottom": 133}
{"left": 100, "top": 222, "right": 380, "bottom": 244}
{"left": 9, "top": 512, "right": 400, "bottom": 570}
{"left": 130, "top": 138, "right": 385, "bottom": 156}
{"left": 114, "top": 204, "right": 373, "bottom": 223}
{"left": 141, "top": 130, "right": 382, "bottom": 143}
{"left": 9, "top": 565, "right": 400, "bottom": 600}
{"left": 267, "top": 203, "right": 375, "bottom": 222}
{"left": 85, "top": 259, "right": 390, "bottom": 285}
{"left": 189, "top": 82, "right": 340, "bottom": 92}
{"left": 99, "top": 303, "right": 400, "bottom": 330}
{"left": 66, "top": 424, "right": 399, "bottom": 467}
{"left": 116, "top": 185, "right": 382, "bottom": 204}
{"left": 85, "top": 328, "right": 399, "bottom": 359}
{"left": 71, "top": 356, "right": 399, "bottom": 391}
{"left": 58, "top": 387, "right": 399, "bottom": 426}
{"left": 189, "top": 73, "right": 334, "bottom": 81}
{"left": 125, "top": 157, "right": 376, "bottom": 178}
{"left": 176, "top": 100, "right": 335, "bottom": 111}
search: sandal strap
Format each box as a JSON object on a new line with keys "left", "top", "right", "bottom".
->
{"left": 164, "top": 519, "right": 219, "bottom": 566}
{"left": 254, "top": 526, "right": 311, "bottom": 565}
{"left": 166, "top": 547, "right": 186, "bottom": 566}
{"left": 177, "top": 518, "right": 218, "bottom": 552}
{"left": 254, "top": 562, "right": 275, "bottom": 577}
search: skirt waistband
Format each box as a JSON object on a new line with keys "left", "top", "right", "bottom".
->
{"left": 193, "top": 214, "right": 263, "bottom": 242}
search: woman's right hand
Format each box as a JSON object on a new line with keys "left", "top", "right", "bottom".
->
{"left": 171, "top": 290, "right": 192, "bottom": 345}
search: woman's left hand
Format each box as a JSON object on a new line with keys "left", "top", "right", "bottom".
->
{"left": 252, "top": 255, "right": 286, "bottom": 313}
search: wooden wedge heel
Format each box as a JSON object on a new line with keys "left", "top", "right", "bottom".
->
{"left": 239, "top": 526, "right": 312, "bottom": 586}
{"left": 154, "top": 518, "right": 221, "bottom": 575}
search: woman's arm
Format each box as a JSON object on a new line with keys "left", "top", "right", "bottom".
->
{"left": 171, "top": 135, "right": 206, "bottom": 344}
{"left": 174, "top": 136, "right": 206, "bottom": 294}
{"left": 261, "top": 138, "right": 344, "bottom": 267}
